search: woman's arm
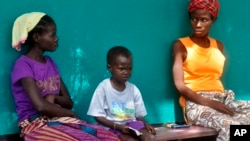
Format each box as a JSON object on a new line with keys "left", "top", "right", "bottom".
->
{"left": 216, "top": 40, "right": 224, "bottom": 52}
{"left": 172, "top": 40, "right": 208, "bottom": 105}
{"left": 172, "top": 40, "right": 234, "bottom": 116}
{"left": 45, "top": 78, "right": 73, "bottom": 109}
{"left": 21, "top": 77, "right": 77, "bottom": 118}
{"left": 54, "top": 78, "right": 73, "bottom": 109}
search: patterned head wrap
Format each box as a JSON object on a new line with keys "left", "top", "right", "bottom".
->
{"left": 188, "top": 0, "right": 220, "bottom": 19}
{"left": 12, "top": 12, "right": 46, "bottom": 51}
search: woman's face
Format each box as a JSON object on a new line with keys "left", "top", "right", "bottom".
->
{"left": 190, "top": 9, "right": 214, "bottom": 37}
{"left": 36, "top": 24, "right": 58, "bottom": 52}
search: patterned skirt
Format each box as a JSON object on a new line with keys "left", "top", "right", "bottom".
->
{"left": 19, "top": 115, "right": 120, "bottom": 141}
{"left": 186, "top": 90, "right": 250, "bottom": 141}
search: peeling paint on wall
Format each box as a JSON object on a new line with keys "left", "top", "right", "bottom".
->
{"left": 226, "top": 24, "right": 233, "bottom": 33}
{"left": 68, "top": 47, "right": 90, "bottom": 105}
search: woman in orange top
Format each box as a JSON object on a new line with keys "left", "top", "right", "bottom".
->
{"left": 172, "top": 0, "right": 250, "bottom": 141}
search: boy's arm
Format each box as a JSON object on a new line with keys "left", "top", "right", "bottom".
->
{"left": 95, "top": 116, "right": 130, "bottom": 134}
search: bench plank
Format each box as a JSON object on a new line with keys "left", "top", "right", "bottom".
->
{"left": 0, "top": 133, "right": 23, "bottom": 141}
{"left": 154, "top": 125, "right": 218, "bottom": 141}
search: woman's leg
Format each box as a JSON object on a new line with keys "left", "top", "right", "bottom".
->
{"left": 24, "top": 121, "right": 99, "bottom": 141}
{"left": 80, "top": 121, "right": 121, "bottom": 141}
{"left": 186, "top": 90, "right": 250, "bottom": 141}
{"left": 225, "top": 90, "right": 250, "bottom": 120}
{"left": 22, "top": 116, "right": 120, "bottom": 141}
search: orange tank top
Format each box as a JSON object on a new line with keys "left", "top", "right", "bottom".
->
{"left": 179, "top": 37, "right": 225, "bottom": 116}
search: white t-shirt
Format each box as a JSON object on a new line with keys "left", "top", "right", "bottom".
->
{"left": 87, "top": 78, "right": 147, "bottom": 124}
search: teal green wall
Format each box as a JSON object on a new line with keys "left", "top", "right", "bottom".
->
{"left": 1, "top": 0, "right": 250, "bottom": 135}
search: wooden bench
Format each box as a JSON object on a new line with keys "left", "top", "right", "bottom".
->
{"left": 0, "top": 125, "right": 218, "bottom": 141}
{"left": 153, "top": 124, "right": 218, "bottom": 141}
{"left": 0, "top": 133, "right": 23, "bottom": 141}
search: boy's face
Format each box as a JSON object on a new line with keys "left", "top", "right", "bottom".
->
{"left": 109, "top": 55, "right": 132, "bottom": 84}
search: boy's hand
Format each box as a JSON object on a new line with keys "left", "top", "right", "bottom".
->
{"left": 117, "top": 124, "right": 130, "bottom": 134}
{"left": 145, "top": 124, "right": 156, "bottom": 135}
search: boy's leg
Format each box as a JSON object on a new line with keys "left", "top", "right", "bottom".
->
{"left": 119, "top": 134, "right": 138, "bottom": 141}
{"left": 139, "top": 128, "right": 155, "bottom": 141}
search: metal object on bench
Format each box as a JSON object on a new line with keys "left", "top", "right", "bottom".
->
{"left": 154, "top": 125, "right": 218, "bottom": 141}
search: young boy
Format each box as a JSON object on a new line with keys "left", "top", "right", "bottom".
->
{"left": 87, "top": 46, "right": 156, "bottom": 141}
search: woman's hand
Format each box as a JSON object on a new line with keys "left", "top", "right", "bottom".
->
{"left": 44, "top": 94, "right": 56, "bottom": 104}
{"left": 208, "top": 99, "right": 235, "bottom": 116}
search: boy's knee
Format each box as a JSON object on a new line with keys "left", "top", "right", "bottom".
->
{"left": 143, "top": 134, "right": 155, "bottom": 141}
{"left": 140, "top": 130, "right": 155, "bottom": 141}
{"left": 119, "top": 134, "right": 138, "bottom": 141}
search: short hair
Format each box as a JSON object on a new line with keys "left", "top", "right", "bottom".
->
{"left": 107, "top": 46, "right": 132, "bottom": 65}
{"left": 25, "top": 15, "right": 55, "bottom": 46}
